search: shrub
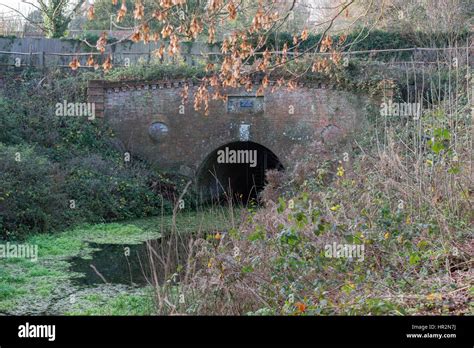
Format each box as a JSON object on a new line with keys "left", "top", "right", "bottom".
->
{"left": 0, "top": 143, "right": 69, "bottom": 238}
{"left": 165, "top": 75, "right": 472, "bottom": 315}
{"left": 0, "top": 70, "right": 180, "bottom": 239}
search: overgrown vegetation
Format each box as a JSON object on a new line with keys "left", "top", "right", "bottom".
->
{"left": 0, "top": 4, "right": 471, "bottom": 316}
{"left": 103, "top": 61, "right": 208, "bottom": 82}
{"left": 141, "top": 53, "right": 473, "bottom": 316}
{"left": 264, "top": 29, "right": 472, "bottom": 60}
{"left": 0, "top": 210, "right": 234, "bottom": 315}
{"left": 0, "top": 69, "right": 193, "bottom": 239}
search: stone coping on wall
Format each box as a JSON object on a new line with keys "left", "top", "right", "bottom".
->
{"left": 87, "top": 78, "right": 383, "bottom": 118}
{"left": 90, "top": 79, "right": 336, "bottom": 93}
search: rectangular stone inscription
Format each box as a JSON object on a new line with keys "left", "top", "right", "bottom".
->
{"left": 227, "top": 96, "right": 264, "bottom": 114}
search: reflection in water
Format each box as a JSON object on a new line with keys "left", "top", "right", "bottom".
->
{"left": 70, "top": 237, "right": 191, "bottom": 286}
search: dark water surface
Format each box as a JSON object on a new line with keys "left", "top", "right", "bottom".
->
{"left": 69, "top": 238, "right": 190, "bottom": 286}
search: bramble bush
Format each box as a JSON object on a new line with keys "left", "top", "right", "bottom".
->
{"left": 0, "top": 69, "right": 181, "bottom": 239}
{"left": 0, "top": 143, "right": 68, "bottom": 238}
{"left": 160, "top": 72, "right": 472, "bottom": 315}
{"left": 181, "top": 122, "right": 471, "bottom": 315}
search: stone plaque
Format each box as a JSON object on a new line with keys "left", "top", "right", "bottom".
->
{"left": 227, "top": 96, "right": 264, "bottom": 114}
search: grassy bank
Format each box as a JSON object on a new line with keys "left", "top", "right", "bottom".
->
{"left": 0, "top": 208, "right": 237, "bottom": 315}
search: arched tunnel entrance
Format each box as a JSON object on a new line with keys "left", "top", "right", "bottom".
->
{"left": 197, "top": 141, "right": 284, "bottom": 203}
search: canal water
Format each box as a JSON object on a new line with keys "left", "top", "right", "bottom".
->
{"left": 69, "top": 236, "right": 192, "bottom": 286}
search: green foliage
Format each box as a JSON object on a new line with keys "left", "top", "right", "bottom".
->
{"left": 196, "top": 97, "right": 471, "bottom": 315}
{"left": 0, "top": 209, "right": 237, "bottom": 315}
{"left": 85, "top": 0, "right": 207, "bottom": 35}
{"left": 37, "top": 0, "right": 86, "bottom": 38}
{"left": 67, "top": 293, "right": 155, "bottom": 315}
{"left": 103, "top": 62, "right": 207, "bottom": 82}
{"left": 0, "top": 71, "right": 178, "bottom": 239}
{"left": 84, "top": 0, "right": 139, "bottom": 30}
{"left": 264, "top": 29, "right": 471, "bottom": 60}
{"left": 0, "top": 143, "right": 68, "bottom": 238}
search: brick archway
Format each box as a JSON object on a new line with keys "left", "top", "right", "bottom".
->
{"left": 196, "top": 140, "right": 283, "bottom": 202}
{"left": 88, "top": 79, "right": 374, "bottom": 178}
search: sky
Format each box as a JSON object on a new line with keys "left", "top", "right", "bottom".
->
{"left": 0, "top": 0, "right": 324, "bottom": 18}
{"left": 0, "top": 0, "right": 33, "bottom": 17}
{"left": 0, "top": 0, "right": 326, "bottom": 23}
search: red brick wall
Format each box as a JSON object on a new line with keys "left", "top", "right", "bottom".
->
{"left": 88, "top": 79, "right": 373, "bottom": 176}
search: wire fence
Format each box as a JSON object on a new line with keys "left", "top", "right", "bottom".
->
{"left": 1, "top": 47, "right": 472, "bottom": 70}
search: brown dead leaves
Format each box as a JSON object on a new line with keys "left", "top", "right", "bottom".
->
{"left": 87, "top": 5, "right": 95, "bottom": 20}
{"left": 69, "top": 57, "right": 80, "bottom": 70}
{"left": 96, "top": 32, "right": 107, "bottom": 53}
{"left": 102, "top": 55, "right": 113, "bottom": 72}
{"left": 227, "top": 1, "right": 237, "bottom": 20}
{"left": 194, "top": 82, "right": 210, "bottom": 115}
{"left": 117, "top": 0, "right": 127, "bottom": 22}
{"left": 133, "top": 0, "right": 145, "bottom": 20}
{"left": 81, "top": 0, "right": 349, "bottom": 115}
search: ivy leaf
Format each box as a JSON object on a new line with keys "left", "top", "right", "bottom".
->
{"left": 279, "top": 229, "right": 300, "bottom": 246}
{"left": 448, "top": 166, "right": 460, "bottom": 174}
{"left": 248, "top": 226, "right": 265, "bottom": 241}
{"left": 277, "top": 197, "right": 286, "bottom": 213}
{"left": 434, "top": 128, "right": 450, "bottom": 140}
{"left": 241, "top": 265, "right": 254, "bottom": 273}
{"left": 409, "top": 253, "right": 421, "bottom": 265}
{"left": 431, "top": 141, "right": 445, "bottom": 154}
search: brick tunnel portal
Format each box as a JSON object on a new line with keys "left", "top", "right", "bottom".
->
{"left": 196, "top": 141, "right": 284, "bottom": 203}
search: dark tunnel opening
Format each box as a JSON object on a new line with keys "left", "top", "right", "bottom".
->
{"left": 197, "top": 141, "right": 284, "bottom": 204}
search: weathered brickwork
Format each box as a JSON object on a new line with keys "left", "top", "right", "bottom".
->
{"left": 88, "top": 79, "right": 373, "bottom": 177}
